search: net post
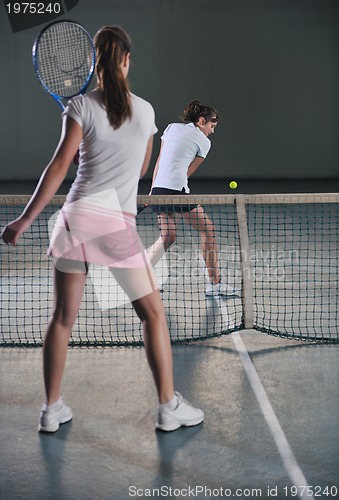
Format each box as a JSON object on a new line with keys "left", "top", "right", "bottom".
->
{"left": 235, "top": 194, "right": 254, "bottom": 329}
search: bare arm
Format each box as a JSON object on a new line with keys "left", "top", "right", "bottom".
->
{"left": 140, "top": 135, "right": 154, "bottom": 179}
{"left": 187, "top": 156, "right": 205, "bottom": 178}
{"left": 149, "top": 143, "right": 204, "bottom": 193}
{"left": 149, "top": 141, "right": 164, "bottom": 193}
{"left": 1, "top": 116, "right": 82, "bottom": 246}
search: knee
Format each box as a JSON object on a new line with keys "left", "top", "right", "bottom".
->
{"left": 51, "top": 306, "right": 78, "bottom": 329}
{"left": 202, "top": 222, "right": 215, "bottom": 241}
{"left": 162, "top": 231, "right": 176, "bottom": 248}
{"left": 140, "top": 305, "right": 163, "bottom": 324}
{"left": 133, "top": 295, "right": 165, "bottom": 324}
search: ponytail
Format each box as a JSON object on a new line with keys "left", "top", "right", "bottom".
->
{"left": 181, "top": 100, "right": 219, "bottom": 124}
{"left": 94, "top": 26, "right": 132, "bottom": 129}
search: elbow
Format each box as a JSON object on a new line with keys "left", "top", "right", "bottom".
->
{"left": 51, "top": 162, "right": 70, "bottom": 179}
{"left": 44, "top": 159, "right": 71, "bottom": 185}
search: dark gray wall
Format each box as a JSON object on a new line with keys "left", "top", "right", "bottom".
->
{"left": 0, "top": 0, "right": 338, "bottom": 183}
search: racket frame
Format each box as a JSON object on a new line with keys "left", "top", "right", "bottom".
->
{"left": 32, "top": 19, "right": 96, "bottom": 110}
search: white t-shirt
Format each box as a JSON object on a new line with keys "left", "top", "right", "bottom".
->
{"left": 63, "top": 89, "right": 158, "bottom": 214}
{"left": 152, "top": 122, "right": 211, "bottom": 193}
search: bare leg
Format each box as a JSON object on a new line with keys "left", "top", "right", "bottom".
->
{"left": 122, "top": 267, "right": 204, "bottom": 430}
{"left": 182, "top": 205, "right": 220, "bottom": 284}
{"left": 112, "top": 266, "right": 174, "bottom": 404}
{"left": 133, "top": 291, "right": 174, "bottom": 403}
{"left": 148, "top": 213, "right": 177, "bottom": 267}
{"left": 43, "top": 265, "right": 86, "bottom": 405}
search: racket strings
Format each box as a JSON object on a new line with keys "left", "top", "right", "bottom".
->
{"left": 36, "top": 23, "right": 95, "bottom": 98}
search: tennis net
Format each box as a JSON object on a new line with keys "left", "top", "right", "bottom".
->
{"left": 0, "top": 193, "right": 338, "bottom": 346}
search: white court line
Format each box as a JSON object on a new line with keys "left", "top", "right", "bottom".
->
{"left": 231, "top": 331, "right": 315, "bottom": 500}
{"left": 214, "top": 297, "right": 314, "bottom": 500}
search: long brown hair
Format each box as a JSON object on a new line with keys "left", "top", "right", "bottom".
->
{"left": 181, "top": 100, "right": 219, "bottom": 124}
{"left": 94, "top": 26, "right": 132, "bottom": 129}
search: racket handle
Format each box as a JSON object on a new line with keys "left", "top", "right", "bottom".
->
{"left": 137, "top": 204, "right": 148, "bottom": 214}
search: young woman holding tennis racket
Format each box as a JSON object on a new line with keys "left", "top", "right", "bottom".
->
{"left": 150, "top": 101, "right": 240, "bottom": 297}
{"left": 1, "top": 26, "right": 203, "bottom": 433}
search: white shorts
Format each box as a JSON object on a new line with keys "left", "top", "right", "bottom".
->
{"left": 48, "top": 204, "right": 149, "bottom": 270}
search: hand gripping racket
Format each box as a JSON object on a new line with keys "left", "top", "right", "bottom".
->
{"left": 32, "top": 20, "right": 96, "bottom": 111}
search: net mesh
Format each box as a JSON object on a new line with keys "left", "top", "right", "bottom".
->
{"left": 0, "top": 194, "right": 338, "bottom": 346}
{"left": 245, "top": 195, "right": 338, "bottom": 341}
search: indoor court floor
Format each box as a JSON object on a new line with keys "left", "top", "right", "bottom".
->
{"left": 0, "top": 330, "right": 338, "bottom": 500}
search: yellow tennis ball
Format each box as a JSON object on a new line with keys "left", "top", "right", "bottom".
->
{"left": 229, "top": 181, "right": 238, "bottom": 189}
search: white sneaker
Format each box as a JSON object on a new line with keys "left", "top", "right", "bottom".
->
{"left": 38, "top": 398, "right": 72, "bottom": 433}
{"left": 156, "top": 392, "right": 204, "bottom": 432}
{"left": 205, "top": 282, "right": 241, "bottom": 297}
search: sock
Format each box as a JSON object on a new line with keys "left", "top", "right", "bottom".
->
{"left": 46, "top": 398, "right": 62, "bottom": 411}
{"left": 159, "top": 394, "right": 178, "bottom": 411}
{"left": 210, "top": 279, "right": 221, "bottom": 286}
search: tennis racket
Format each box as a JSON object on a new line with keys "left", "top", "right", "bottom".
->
{"left": 137, "top": 204, "right": 148, "bottom": 214}
{"left": 32, "top": 20, "right": 95, "bottom": 111}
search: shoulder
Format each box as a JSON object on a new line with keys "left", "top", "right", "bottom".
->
{"left": 130, "top": 93, "right": 155, "bottom": 114}
{"left": 66, "top": 90, "right": 98, "bottom": 112}
{"left": 63, "top": 94, "right": 85, "bottom": 123}
{"left": 63, "top": 90, "right": 102, "bottom": 128}
{"left": 188, "top": 123, "right": 208, "bottom": 140}
{"left": 191, "top": 123, "right": 210, "bottom": 146}
{"left": 162, "top": 122, "right": 186, "bottom": 135}
{"left": 130, "top": 93, "right": 157, "bottom": 134}
{"left": 70, "top": 89, "right": 96, "bottom": 104}
{"left": 65, "top": 94, "right": 84, "bottom": 110}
